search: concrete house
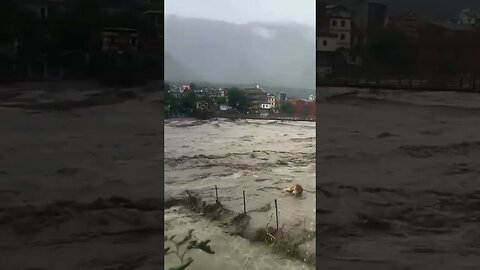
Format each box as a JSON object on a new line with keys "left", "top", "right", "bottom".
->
{"left": 326, "top": 5, "right": 352, "bottom": 49}
{"left": 267, "top": 94, "right": 277, "bottom": 108}
{"left": 243, "top": 87, "right": 268, "bottom": 112}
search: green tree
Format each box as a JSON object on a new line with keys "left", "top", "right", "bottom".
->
{"left": 180, "top": 92, "right": 198, "bottom": 115}
{"left": 279, "top": 102, "right": 293, "bottom": 115}
{"left": 165, "top": 92, "right": 181, "bottom": 116}
{"left": 227, "top": 88, "right": 249, "bottom": 112}
{"left": 189, "top": 83, "right": 197, "bottom": 90}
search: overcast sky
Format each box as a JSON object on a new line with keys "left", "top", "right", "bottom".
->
{"left": 165, "top": 0, "right": 315, "bottom": 27}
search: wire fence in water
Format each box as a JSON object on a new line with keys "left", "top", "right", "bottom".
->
{"left": 206, "top": 184, "right": 315, "bottom": 234}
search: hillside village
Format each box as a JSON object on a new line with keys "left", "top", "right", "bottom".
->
{"left": 318, "top": 1, "right": 480, "bottom": 88}
{"left": 166, "top": 83, "right": 316, "bottom": 120}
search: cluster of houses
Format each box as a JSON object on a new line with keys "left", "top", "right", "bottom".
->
{"left": 168, "top": 84, "right": 316, "bottom": 120}
{"left": 317, "top": 1, "right": 480, "bottom": 80}
{"left": 0, "top": 0, "right": 163, "bottom": 80}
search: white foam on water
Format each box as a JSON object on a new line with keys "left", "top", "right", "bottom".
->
{"left": 165, "top": 119, "right": 316, "bottom": 267}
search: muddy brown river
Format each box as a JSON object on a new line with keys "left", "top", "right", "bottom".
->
{"left": 164, "top": 118, "right": 316, "bottom": 270}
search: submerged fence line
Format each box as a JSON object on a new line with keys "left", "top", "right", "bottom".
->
{"left": 204, "top": 185, "right": 282, "bottom": 230}
{"left": 185, "top": 185, "right": 315, "bottom": 234}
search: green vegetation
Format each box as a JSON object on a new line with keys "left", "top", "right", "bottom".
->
{"left": 165, "top": 229, "right": 215, "bottom": 270}
{"left": 165, "top": 92, "right": 196, "bottom": 117}
{"left": 165, "top": 87, "right": 250, "bottom": 117}
{"left": 165, "top": 90, "right": 215, "bottom": 118}
{"left": 180, "top": 92, "right": 197, "bottom": 115}
{"left": 227, "top": 88, "right": 249, "bottom": 112}
{"left": 279, "top": 102, "right": 293, "bottom": 115}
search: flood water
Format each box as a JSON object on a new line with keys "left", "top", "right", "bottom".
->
{"left": 164, "top": 118, "right": 316, "bottom": 270}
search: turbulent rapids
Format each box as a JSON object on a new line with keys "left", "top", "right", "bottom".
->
{"left": 164, "top": 118, "right": 316, "bottom": 269}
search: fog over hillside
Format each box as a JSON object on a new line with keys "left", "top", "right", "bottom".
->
{"left": 165, "top": 15, "right": 315, "bottom": 90}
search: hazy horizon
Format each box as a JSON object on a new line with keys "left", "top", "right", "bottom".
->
{"left": 164, "top": 0, "right": 316, "bottom": 91}
{"left": 165, "top": 0, "right": 315, "bottom": 27}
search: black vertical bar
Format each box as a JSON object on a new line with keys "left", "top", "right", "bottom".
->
{"left": 215, "top": 185, "right": 219, "bottom": 204}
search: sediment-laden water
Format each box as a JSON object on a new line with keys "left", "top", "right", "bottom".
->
{"left": 164, "top": 118, "right": 316, "bottom": 270}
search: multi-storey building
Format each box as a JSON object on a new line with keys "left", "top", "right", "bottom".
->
{"left": 243, "top": 87, "right": 268, "bottom": 112}
{"left": 267, "top": 94, "right": 277, "bottom": 109}
{"left": 389, "top": 11, "right": 419, "bottom": 38}
{"left": 326, "top": 5, "right": 352, "bottom": 49}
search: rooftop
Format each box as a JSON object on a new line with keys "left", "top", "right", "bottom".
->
{"left": 427, "top": 21, "right": 475, "bottom": 31}
{"left": 460, "top": 8, "right": 480, "bottom": 18}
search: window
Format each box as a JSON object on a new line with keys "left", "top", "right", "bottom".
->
{"left": 332, "top": 19, "right": 337, "bottom": 27}
{"left": 341, "top": 20, "right": 346, "bottom": 27}
{"left": 340, "top": 33, "right": 346, "bottom": 40}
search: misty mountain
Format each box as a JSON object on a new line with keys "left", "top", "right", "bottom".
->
{"left": 328, "top": 0, "right": 480, "bottom": 20}
{"left": 164, "top": 52, "right": 204, "bottom": 82}
{"left": 165, "top": 16, "right": 315, "bottom": 90}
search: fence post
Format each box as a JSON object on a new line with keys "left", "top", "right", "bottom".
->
{"left": 274, "top": 199, "right": 279, "bottom": 231}
{"left": 243, "top": 190, "right": 246, "bottom": 214}
{"left": 215, "top": 185, "right": 219, "bottom": 204}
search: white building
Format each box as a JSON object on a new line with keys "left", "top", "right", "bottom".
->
{"left": 326, "top": 5, "right": 352, "bottom": 49}
{"left": 219, "top": 104, "right": 231, "bottom": 111}
{"left": 219, "top": 88, "right": 227, "bottom": 97}
{"left": 260, "top": 103, "right": 273, "bottom": 109}
{"left": 267, "top": 94, "right": 277, "bottom": 108}
{"left": 458, "top": 8, "right": 480, "bottom": 25}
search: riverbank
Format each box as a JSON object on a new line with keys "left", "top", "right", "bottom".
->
{"left": 166, "top": 114, "right": 315, "bottom": 122}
